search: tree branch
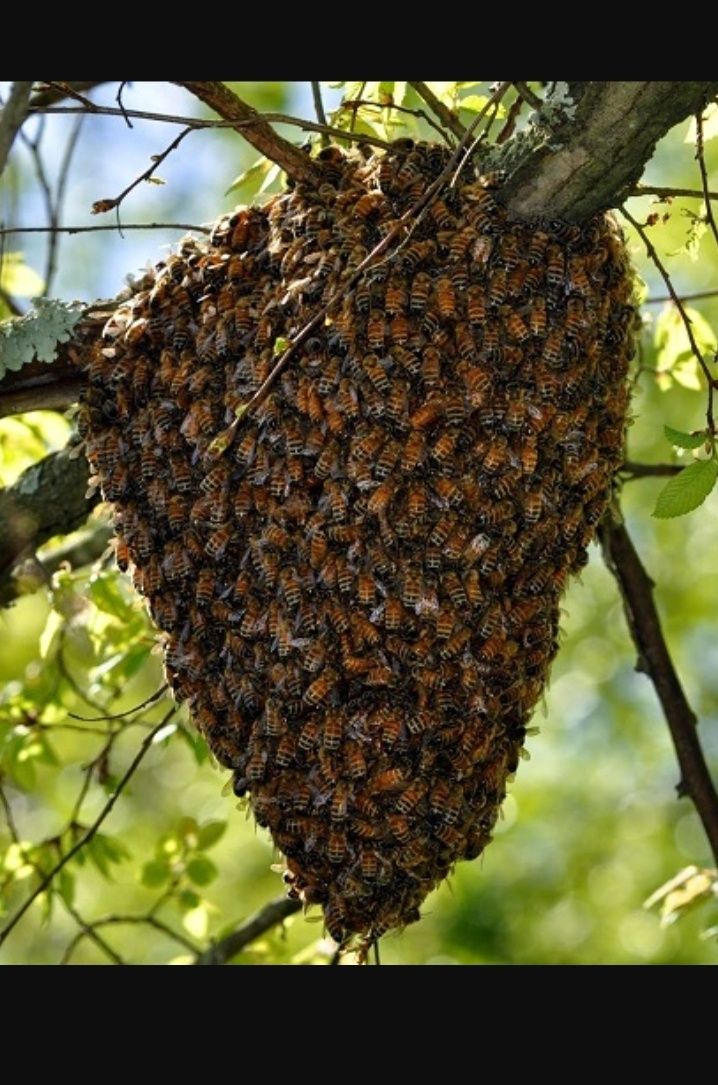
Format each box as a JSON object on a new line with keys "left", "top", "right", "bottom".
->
{"left": 194, "top": 896, "right": 301, "bottom": 965}
{"left": 0, "top": 444, "right": 97, "bottom": 587}
{"left": 599, "top": 508, "right": 718, "bottom": 867}
{"left": 172, "top": 81, "right": 321, "bottom": 185}
{"left": 408, "top": 82, "right": 466, "bottom": 141}
{"left": 502, "top": 81, "right": 718, "bottom": 220}
{"left": 0, "top": 522, "right": 112, "bottom": 608}
{"left": 0, "top": 81, "right": 33, "bottom": 176}
{"left": 29, "top": 82, "right": 107, "bottom": 109}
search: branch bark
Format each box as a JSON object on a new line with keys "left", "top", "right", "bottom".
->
{"left": 0, "top": 522, "right": 112, "bottom": 607}
{"left": 194, "top": 897, "right": 301, "bottom": 965}
{"left": 599, "top": 509, "right": 718, "bottom": 867}
{"left": 502, "top": 81, "right": 718, "bottom": 221}
{"left": 0, "top": 81, "right": 33, "bottom": 176}
{"left": 0, "top": 445, "right": 98, "bottom": 589}
{"left": 172, "top": 81, "right": 321, "bottom": 186}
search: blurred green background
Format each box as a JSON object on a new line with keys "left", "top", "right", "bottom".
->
{"left": 0, "top": 82, "right": 717, "bottom": 964}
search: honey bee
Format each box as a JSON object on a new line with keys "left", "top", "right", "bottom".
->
{"left": 429, "top": 430, "right": 459, "bottom": 466}
{"left": 355, "top": 571, "right": 376, "bottom": 607}
{"left": 396, "top": 780, "right": 427, "bottom": 815}
{"left": 401, "top": 563, "right": 423, "bottom": 609}
{"left": 565, "top": 296, "right": 585, "bottom": 338}
{"left": 568, "top": 254, "right": 591, "bottom": 296}
{"left": 303, "top": 668, "right": 337, "bottom": 706}
{"left": 390, "top": 312, "right": 411, "bottom": 345}
{"left": 463, "top": 568, "right": 484, "bottom": 607}
{"left": 345, "top": 740, "right": 367, "bottom": 779}
{"left": 488, "top": 267, "right": 507, "bottom": 307}
{"left": 546, "top": 243, "right": 565, "bottom": 286}
{"left": 367, "top": 309, "right": 386, "bottom": 351}
{"left": 436, "top": 276, "right": 456, "bottom": 318}
{"left": 410, "top": 271, "right": 431, "bottom": 313}
{"left": 385, "top": 278, "right": 407, "bottom": 315}
{"left": 409, "top": 397, "right": 444, "bottom": 431}
{"left": 322, "top": 479, "right": 347, "bottom": 523}
{"left": 402, "top": 239, "right": 436, "bottom": 272}
{"left": 431, "top": 198, "right": 455, "bottom": 228}
{"left": 542, "top": 327, "right": 565, "bottom": 368}
{"left": 503, "top": 310, "right": 530, "bottom": 343}
{"left": 316, "top": 708, "right": 344, "bottom": 753}
{"left": 353, "top": 426, "right": 384, "bottom": 462}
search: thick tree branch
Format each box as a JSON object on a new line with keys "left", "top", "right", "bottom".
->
{"left": 408, "top": 82, "right": 466, "bottom": 141}
{"left": 194, "top": 897, "right": 301, "bottom": 965}
{"left": 502, "top": 81, "right": 718, "bottom": 221}
{"left": 599, "top": 509, "right": 718, "bottom": 867}
{"left": 0, "top": 82, "right": 33, "bottom": 176}
{"left": 0, "top": 522, "right": 112, "bottom": 607}
{"left": 0, "top": 445, "right": 98, "bottom": 586}
{"left": 172, "top": 82, "right": 321, "bottom": 186}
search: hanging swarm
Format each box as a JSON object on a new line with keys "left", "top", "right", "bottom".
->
{"left": 77, "top": 140, "right": 636, "bottom": 952}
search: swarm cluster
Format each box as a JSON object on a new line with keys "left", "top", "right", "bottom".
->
{"left": 78, "top": 140, "right": 635, "bottom": 949}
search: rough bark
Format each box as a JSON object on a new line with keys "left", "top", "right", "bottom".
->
{"left": 0, "top": 445, "right": 98, "bottom": 586}
{"left": 502, "top": 81, "right": 718, "bottom": 221}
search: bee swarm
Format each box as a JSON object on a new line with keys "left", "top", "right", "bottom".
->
{"left": 78, "top": 141, "right": 635, "bottom": 952}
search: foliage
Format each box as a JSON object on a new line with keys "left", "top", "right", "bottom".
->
{"left": 0, "top": 81, "right": 717, "bottom": 964}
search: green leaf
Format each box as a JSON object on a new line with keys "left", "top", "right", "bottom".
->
{"left": 0, "top": 298, "right": 84, "bottom": 378}
{"left": 88, "top": 572, "right": 134, "bottom": 621}
{"left": 225, "top": 156, "right": 272, "bottom": 198}
{"left": 178, "top": 888, "right": 201, "bottom": 911}
{"left": 653, "top": 458, "right": 718, "bottom": 518}
{"left": 186, "top": 856, "right": 218, "bottom": 887}
{"left": 0, "top": 253, "right": 44, "bottom": 297}
{"left": 197, "top": 821, "right": 226, "bottom": 850}
{"left": 663, "top": 425, "right": 706, "bottom": 450}
{"left": 57, "top": 868, "right": 75, "bottom": 908}
{"left": 141, "top": 858, "right": 171, "bottom": 888}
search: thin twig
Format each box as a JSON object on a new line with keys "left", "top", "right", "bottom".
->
{"left": 46, "top": 114, "right": 85, "bottom": 295}
{"left": 68, "top": 684, "right": 169, "bottom": 723}
{"left": 0, "top": 710, "right": 173, "bottom": 950}
{"left": 311, "top": 82, "right": 328, "bottom": 149}
{"left": 407, "top": 82, "right": 466, "bottom": 141}
{"left": 620, "top": 462, "right": 683, "bottom": 480}
{"left": 0, "top": 222, "right": 210, "bottom": 236}
{"left": 116, "top": 81, "right": 132, "bottom": 129}
{"left": 599, "top": 507, "right": 718, "bottom": 868}
{"left": 643, "top": 290, "right": 718, "bottom": 306}
{"left": 194, "top": 896, "right": 301, "bottom": 965}
{"left": 630, "top": 184, "right": 718, "bottom": 202}
{"left": 513, "top": 82, "right": 544, "bottom": 111}
{"left": 60, "top": 912, "right": 198, "bottom": 964}
{"left": 26, "top": 101, "right": 394, "bottom": 151}
{"left": 620, "top": 204, "right": 716, "bottom": 436}
{"left": 29, "top": 82, "right": 105, "bottom": 110}
{"left": 91, "top": 126, "right": 194, "bottom": 217}
{"left": 696, "top": 106, "right": 718, "bottom": 251}
{"left": 60, "top": 901, "right": 126, "bottom": 965}
{"left": 497, "top": 91, "right": 525, "bottom": 145}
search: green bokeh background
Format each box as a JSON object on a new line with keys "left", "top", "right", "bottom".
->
{"left": 1, "top": 82, "right": 716, "bottom": 964}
